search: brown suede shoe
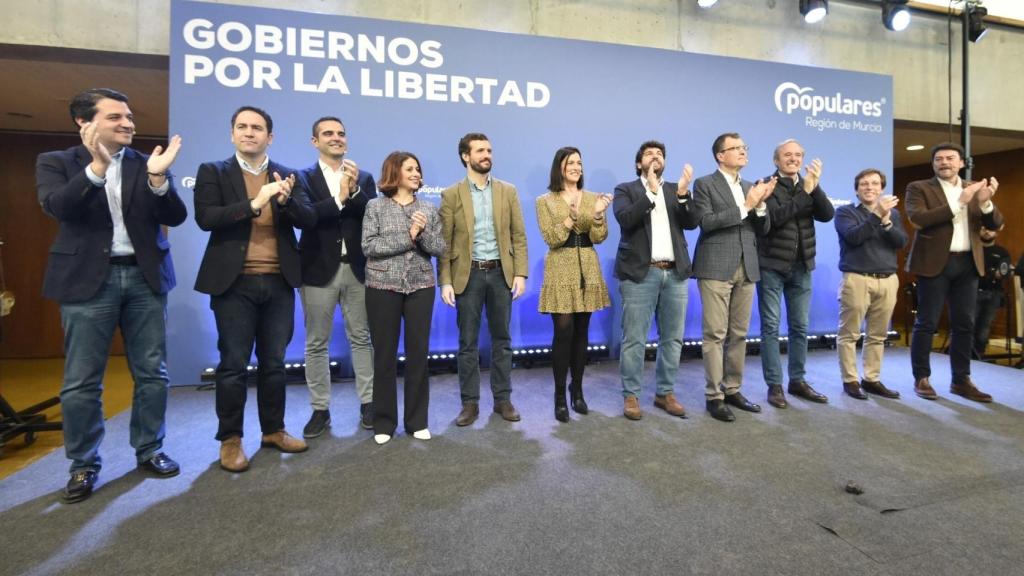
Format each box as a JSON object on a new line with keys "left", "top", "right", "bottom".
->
{"left": 455, "top": 402, "right": 479, "bottom": 427}
{"left": 843, "top": 381, "right": 868, "bottom": 400}
{"left": 493, "top": 400, "right": 521, "bottom": 422}
{"left": 862, "top": 380, "right": 900, "bottom": 399}
{"left": 219, "top": 436, "right": 249, "bottom": 473}
{"left": 914, "top": 377, "right": 938, "bottom": 400}
{"left": 623, "top": 396, "right": 642, "bottom": 420}
{"left": 654, "top": 393, "right": 687, "bottom": 418}
{"left": 260, "top": 430, "right": 309, "bottom": 453}
{"left": 950, "top": 378, "right": 993, "bottom": 403}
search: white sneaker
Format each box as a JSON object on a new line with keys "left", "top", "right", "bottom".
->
{"left": 412, "top": 429, "right": 432, "bottom": 441}
{"left": 374, "top": 434, "right": 391, "bottom": 445}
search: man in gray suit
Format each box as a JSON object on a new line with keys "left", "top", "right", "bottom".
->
{"left": 692, "top": 132, "right": 775, "bottom": 422}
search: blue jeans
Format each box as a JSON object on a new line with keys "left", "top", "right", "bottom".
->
{"left": 211, "top": 274, "right": 295, "bottom": 440}
{"left": 757, "top": 264, "right": 812, "bottom": 388}
{"left": 619, "top": 267, "right": 688, "bottom": 398}
{"left": 59, "top": 264, "right": 169, "bottom": 473}
{"left": 456, "top": 267, "right": 512, "bottom": 403}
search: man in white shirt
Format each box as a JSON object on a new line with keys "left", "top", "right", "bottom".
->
{"left": 905, "top": 142, "right": 1003, "bottom": 402}
{"left": 692, "top": 133, "right": 775, "bottom": 422}
{"left": 297, "top": 117, "right": 377, "bottom": 437}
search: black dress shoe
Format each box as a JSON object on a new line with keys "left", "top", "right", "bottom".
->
{"left": 767, "top": 384, "right": 788, "bottom": 409}
{"left": 788, "top": 381, "right": 829, "bottom": 404}
{"left": 844, "top": 381, "right": 868, "bottom": 400}
{"left": 359, "top": 403, "right": 374, "bottom": 430}
{"left": 706, "top": 399, "right": 736, "bottom": 422}
{"left": 303, "top": 409, "right": 332, "bottom": 438}
{"left": 138, "top": 452, "right": 180, "bottom": 477}
{"left": 554, "top": 401, "right": 570, "bottom": 423}
{"left": 724, "top": 392, "right": 761, "bottom": 413}
{"left": 569, "top": 385, "right": 589, "bottom": 415}
{"left": 63, "top": 470, "right": 98, "bottom": 503}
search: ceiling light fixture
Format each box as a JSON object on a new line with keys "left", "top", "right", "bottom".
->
{"left": 882, "top": 0, "right": 911, "bottom": 32}
{"left": 800, "top": 0, "right": 828, "bottom": 24}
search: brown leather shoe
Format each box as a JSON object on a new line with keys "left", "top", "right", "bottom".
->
{"left": 950, "top": 378, "right": 993, "bottom": 403}
{"left": 493, "top": 400, "right": 521, "bottom": 422}
{"left": 219, "top": 436, "right": 249, "bottom": 473}
{"left": 788, "top": 381, "right": 828, "bottom": 403}
{"left": 260, "top": 430, "right": 309, "bottom": 453}
{"left": 767, "top": 385, "right": 788, "bottom": 409}
{"left": 862, "top": 380, "right": 900, "bottom": 399}
{"left": 844, "top": 381, "right": 868, "bottom": 400}
{"left": 654, "top": 393, "right": 687, "bottom": 418}
{"left": 455, "top": 402, "right": 479, "bottom": 426}
{"left": 623, "top": 396, "right": 642, "bottom": 420}
{"left": 914, "top": 377, "right": 938, "bottom": 400}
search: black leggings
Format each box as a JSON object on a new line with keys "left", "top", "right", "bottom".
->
{"left": 551, "top": 312, "right": 591, "bottom": 392}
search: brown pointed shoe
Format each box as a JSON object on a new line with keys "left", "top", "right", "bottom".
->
{"left": 261, "top": 430, "right": 309, "bottom": 453}
{"left": 219, "top": 436, "right": 249, "bottom": 473}
{"left": 862, "top": 380, "right": 900, "bottom": 399}
{"left": 844, "top": 381, "right": 868, "bottom": 400}
{"left": 914, "top": 377, "right": 938, "bottom": 400}
{"left": 493, "top": 400, "right": 521, "bottom": 422}
{"left": 623, "top": 396, "right": 642, "bottom": 420}
{"left": 654, "top": 393, "right": 687, "bottom": 418}
{"left": 950, "top": 379, "right": 993, "bottom": 403}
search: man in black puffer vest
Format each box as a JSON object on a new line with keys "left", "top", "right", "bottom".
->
{"left": 757, "top": 139, "right": 835, "bottom": 409}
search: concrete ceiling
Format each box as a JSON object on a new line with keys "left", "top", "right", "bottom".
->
{"left": 2, "top": 47, "right": 1022, "bottom": 169}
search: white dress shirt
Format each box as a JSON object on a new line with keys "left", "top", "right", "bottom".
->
{"left": 85, "top": 148, "right": 169, "bottom": 257}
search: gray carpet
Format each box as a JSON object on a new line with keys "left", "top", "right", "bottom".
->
{"left": 2, "top": 348, "right": 1023, "bottom": 576}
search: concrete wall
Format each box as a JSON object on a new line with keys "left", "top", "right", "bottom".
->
{"left": 4, "top": 0, "right": 1023, "bottom": 130}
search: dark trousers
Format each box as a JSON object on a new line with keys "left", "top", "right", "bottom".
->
{"left": 551, "top": 312, "right": 591, "bottom": 395}
{"left": 973, "top": 289, "right": 1004, "bottom": 355}
{"left": 210, "top": 274, "right": 295, "bottom": 440}
{"left": 366, "top": 286, "right": 434, "bottom": 435}
{"left": 455, "top": 267, "right": 512, "bottom": 403}
{"left": 911, "top": 253, "right": 978, "bottom": 382}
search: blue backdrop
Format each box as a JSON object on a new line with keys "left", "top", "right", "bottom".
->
{"left": 167, "top": 0, "right": 892, "bottom": 385}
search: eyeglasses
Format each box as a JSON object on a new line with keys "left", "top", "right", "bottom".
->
{"left": 719, "top": 145, "right": 749, "bottom": 154}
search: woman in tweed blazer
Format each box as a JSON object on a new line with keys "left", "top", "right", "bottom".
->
{"left": 362, "top": 151, "right": 446, "bottom": 444}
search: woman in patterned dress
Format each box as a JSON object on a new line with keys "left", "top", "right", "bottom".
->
{"left": 535, "top": 147, "right": 612, "bottom": 422}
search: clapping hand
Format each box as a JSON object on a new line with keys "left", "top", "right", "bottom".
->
{"left": 409, "top": 210, "right": 428, "bottom": 240}
{"left": 802, "top": 158, "right": 822, "bottom": 194}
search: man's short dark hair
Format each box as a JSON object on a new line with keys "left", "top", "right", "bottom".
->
{"left": 231, "top": 106, "right": 274, "bottom": 134}
{"left": 711, "top": 132, "right": 742, "bottom": 162}
{"left": 458, "top": 132, "right": 490, "bottom": 167}
{"left": 312, "top": 116, "right": 344, "bottom": 138}
{"left": 931, "top": 141, "right": 965, "bottom": 161}
{"left": 634, "top": 140, "right": 666, "bottom": 176}
{"left": 69, "top": 88, "right": 129, "bottom": 126}
{"left": 854, "top": 168, "right": 887, "bottom": 191}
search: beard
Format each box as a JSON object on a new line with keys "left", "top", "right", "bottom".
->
{"left": 470, "top": 159, "right": 492, "bottom": 174}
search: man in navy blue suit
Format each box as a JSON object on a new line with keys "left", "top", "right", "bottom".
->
{"left": 194, "top": 106, "right": 316, "bottom": 472}
{"left": 612, "top": 141, "right": 700, "bottom": 421}
{"left": 297, "top": 117, "right": 377, "bottom": 437}
{"left": 36, "top": 88, "right": 187, "bottom": 503}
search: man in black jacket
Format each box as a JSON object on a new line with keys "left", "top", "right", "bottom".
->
{"left": 194, "top": 106, "right": 316, "bottom": 472}
{"left": 297, "top": 117, "right": 377, "bottom": 437}
{"left": 756, "top": 139, "right": 835, "bottom": 409}
{"left": 37, "top": 88, "right": 187, "bottom": 502}
{"left": 973, "top": 226, "right": 1011, "bottom": 358}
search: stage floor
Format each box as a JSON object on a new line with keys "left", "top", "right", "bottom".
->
{"left": 2, "top": 348, "right": 1023, "bottom": 576}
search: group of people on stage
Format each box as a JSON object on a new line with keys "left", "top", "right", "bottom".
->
{"left": 37, "top": 88, "right": 1004, "bottom": 503}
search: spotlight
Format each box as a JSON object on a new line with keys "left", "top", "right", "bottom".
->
{"left": 968, "top": 4, "right": 988, "bottom": 42}
{"left": 697, "top": 0, "right": 719, "bottom": 7}
{"left": 882, "top": 0, "right": 911, "bottom": 32}
{"left": 799, "top": 0, "right": 828, "bottom": 24}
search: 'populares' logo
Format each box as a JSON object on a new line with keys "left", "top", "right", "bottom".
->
{"left": 774, "top": 82, "right": 884, "bottom": 118}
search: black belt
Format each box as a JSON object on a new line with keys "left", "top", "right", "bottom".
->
{"left": 562, "top": 231, "right": 594, "bottom": 248}
{"left": 110, "top": 255, "right": 138, "bottom": 266}
{"left": 650, "top": 261, "right": 674, "bottom": 270}
{"left": 857, "top": 272, "right": 893, "bottom": 279}
{"left": 471, "top": 259, "right": 501, "bottom": 270}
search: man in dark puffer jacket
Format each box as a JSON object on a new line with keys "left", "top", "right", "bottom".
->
{"left": 757, "top": 139, "right": 835, "bottom": 409}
